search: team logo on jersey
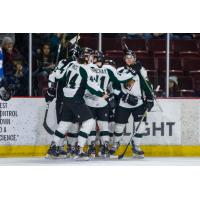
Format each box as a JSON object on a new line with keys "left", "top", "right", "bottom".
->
{"left": 124, "top": 79, "right": 135, "bottom": 91}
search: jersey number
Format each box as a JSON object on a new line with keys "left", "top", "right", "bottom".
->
{"left": 96, "top": 75, "right": 106, "bottom": 90}
{"left": 66, "top": 70, "right": 79, "bottom": 89}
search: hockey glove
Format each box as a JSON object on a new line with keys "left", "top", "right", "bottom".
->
{"left": 122, "top": 93, "right": 138, "bottom": 106}
{"left": 144, "top": 99, "right": 154, "bottom": 112}
{"left": 45, "top": 87, "right": 56, "bottom": 103}
{"left": 106, "top": 93, "right": 116, "bottom": 109}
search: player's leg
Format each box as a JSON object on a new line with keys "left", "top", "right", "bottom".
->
{"left": 87, "top": 120, "right": 97, "bottom": 157}
{"left": 66, "top": 122, "right": 79, "bottom": 158}
{"left": 46, "top": 101, "right": 64, "bottom": 157}
{"left": 108, "top": 109, "right": 115, "bottom": 145}
{"left": 55, "top": 101, "right": 69, "bottom": 157}
{"left": 96, "top": 106, "right": 110, "bottom": 157}
{"left": 109, "top": 105, "right": 131, "bottom": 158}
{"left": 87, "top": 107, "right": 97, "bottom": 158}
{"left": 72, "top": 103, "right": 95, "bottom": 160}
{"left": 47, "top": 101, "right": 73, "bottom": 158}
{"left": 131, "top": 105, "right": 147, "bottom": 158}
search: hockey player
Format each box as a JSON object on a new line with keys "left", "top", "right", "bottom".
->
{"left": 45, "top": 44, "right": 80, "bottom": 158}
{"left": 110, "top": 50, "right": 154, "bottom": 158}
{"left": 47, "top": 47, "right": 109, "bottom": 160}
{"left": 85, "top": 50, "right": 135, "bottom": 158}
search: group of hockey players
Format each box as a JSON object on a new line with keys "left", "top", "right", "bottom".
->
{"left": 45, "top": 40, "right": 154, "bottom": 161}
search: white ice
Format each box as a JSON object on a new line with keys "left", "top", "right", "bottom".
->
{"left": 0, "top": 157, "right": 200, "bottom": 166}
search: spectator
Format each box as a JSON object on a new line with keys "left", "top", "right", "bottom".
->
{"left": 33, "top": 42, "right": 55, "bottom": 96}
{"left": 169, "top": 76, "right": 180, "bottom": 97}
{"left": 152, "top": 33, "right": 167, "bottom": 39}
{"left": 171, "top": 33, "right": 193, "bottom": 40}
{"left": 0, "top": 34, "right": 15, "bottom": 45}
{"left": 6, "top": 54, "right": 28, "bottom": 96}
{"left": 127, "top": 33, "right": 153, "bottom": 40}
{"left": 1, "top": 36, "right": 22, "bottom": 76}
{"left": 32, "top": 33, "right": 51, "bottom": 54}
{"left": 34, "top": 42, "right": 55, "bottom": 74}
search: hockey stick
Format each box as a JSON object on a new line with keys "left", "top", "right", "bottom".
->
{"left": 141, "top": 75, "right": 163, "bottom": 113}
{"left": 118, "top": 109, "right": 148, "bottom": 159}
{"left": 43, "top": 103, "right": 54, "bottom": 135}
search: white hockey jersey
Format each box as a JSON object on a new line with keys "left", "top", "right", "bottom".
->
{"left": 84, "top": 64, "right": 134, "bottom": 108}
{"left": 116, "top": 66, "right": 149, "bottom": 108}
{"left": 49, "top": 60, "right": 104, "bottom": 102}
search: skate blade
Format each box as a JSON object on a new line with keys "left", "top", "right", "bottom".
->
{"left": 109, "top": 155, "right": 118, "bottom": 159}
{"left": 73, "top": 156, "right": 90, "bottom": 161}
{"left": 133, "top": 155, "right": 144, "bottom": 159}
{"left": 45, "top": 154, "right": 67, "bottom": 159}
{"left": 45, "top": 154, "right": 60, "bottom": 159}
{"left": 89, "top": 154, "right": 96, "bottom": 159}
{"left": 100, "top": 154, "right": 109, "bottom": 159}
{"left": 66, "top": 154, "right": 75, "bottom": 159}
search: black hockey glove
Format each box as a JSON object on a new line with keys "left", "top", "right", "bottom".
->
{"left": 45, "top": 87, "right": 56, "bottom": 103}
{"left": 106, "top": 93, "right": 116, "bottom": 109}
{"left": 144, "top": 98, "right": 154, "bottom": 112}
{"left": 122, "top": 93, "right": 138, "bottom": 106}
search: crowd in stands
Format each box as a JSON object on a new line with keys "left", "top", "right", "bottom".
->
{"left": 0, "top": 33, "right": 29, "bottom": 96}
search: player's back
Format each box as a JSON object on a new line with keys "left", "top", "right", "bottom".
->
{"left": 62, "top": 61, "right": 83, "bottom": 99}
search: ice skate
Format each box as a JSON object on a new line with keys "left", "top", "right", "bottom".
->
{"left": 45, "top": 142, "right": 60, "bottom": 159}
{"left": 132, "top": 141, "right": 144, "bottom": 159}
{"left": 87, "top": 142, "right": 96, "bottom": 158}
{"left": 98, "top": 142, "right": 110, "bottom": 158}
{"left": 74, "top": 146, "right": 90, "bottom": 161}
{"left": 109, "top": 142, "right": 120, "bottom": 159}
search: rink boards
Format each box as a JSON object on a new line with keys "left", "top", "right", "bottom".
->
{"left": 0, "top": 97, "right": 200, "bottom": 157}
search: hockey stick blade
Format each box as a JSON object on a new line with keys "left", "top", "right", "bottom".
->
{"left": 43, "top": 104, "right": 54, "bottom": 135}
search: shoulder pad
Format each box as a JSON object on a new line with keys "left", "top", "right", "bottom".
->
{"left": 117, "top": 66, "right": 125, "bottom": 73}
{"left": 56, "top": 59, "right": 68, "bottom": 69}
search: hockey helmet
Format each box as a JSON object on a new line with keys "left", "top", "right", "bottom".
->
{"left": 124, "top": 50, "right": 136, "bottom": 59}
{"left": 68, "top": 44, "right": 81, "bottom": 60}
{"left": 78, "top": 47, "right": 94, "bottom": 64}
{"left": 93, "top": 50, "right": 105, "bottom": 64}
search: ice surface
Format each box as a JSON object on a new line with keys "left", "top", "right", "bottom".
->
{"left": 0, "top": 157, "right": 200, "bottom": 166}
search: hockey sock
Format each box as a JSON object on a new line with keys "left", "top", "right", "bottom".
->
{"left": 67, "top": 133, "right": 78, "bottom": 146}
{"left": 78, "top": 131, "right": 88, "bottom": 147}
{"left": 54, "top": 130, "right": 65, "bottom": 146}
{"left": 88, "top": 131, "right": 96, "bottom": 145}
{"left": 100, "top": 131, "right": 110, "bottom": 144}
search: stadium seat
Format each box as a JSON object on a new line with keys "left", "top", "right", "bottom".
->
{"left": 178, "top": 76, "right": 194, "bottom": 90}
{"left": 182, "top": 57, "right": 200, "bottom": 72}
{"left": 155, "top": 57, "right": 183, "bottom": 75}
{"left": 106, "top": 55, "right": 124, "bottom": 67}
{"left": 193, "top": 75, "right": 200, "bottom": 94}
{"left": 138, "top": 57, "right": 155, "bottom": 70}
{"left": 79, "top": 37, "right": 98, "bottom": 50}
{"left": 147, "top": 39, "right": 173, "bottom": 56}
{"left": 105, "top": 50, "right": 123, "bottom": 57}
{"left": 172, "top": 40, "right": 199, "bottom": 56}
{"left": 148, "top": 75, "right": 165, "bottom": 90}
{"left": 180, "top": 90, "right": 195, "bottom": 97}
{"left": 126, "top": 39, "right": 147, "bottom": 52}
{"left": 102, "top": 38, "right": 121, "bottom": 51}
